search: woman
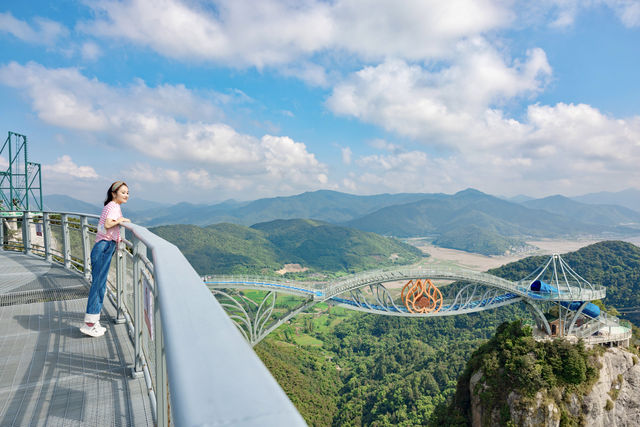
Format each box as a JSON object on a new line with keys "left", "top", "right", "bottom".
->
{"left": 80, "top": 181, "right": 130, "bottom": 337}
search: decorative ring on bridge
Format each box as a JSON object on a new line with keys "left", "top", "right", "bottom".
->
{"left": 401, "top": 279, "right": 443, "bottom": 314}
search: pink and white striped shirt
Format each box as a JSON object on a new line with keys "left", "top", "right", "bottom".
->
{"left": 95, "top": 201, "right": 122, "bottom": 242}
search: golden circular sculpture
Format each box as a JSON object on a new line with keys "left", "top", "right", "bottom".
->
{"left": 401, "top": 279, "right": 443, "bottom": 313}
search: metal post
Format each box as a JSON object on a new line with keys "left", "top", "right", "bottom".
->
{"left": 43, "top": 212, "right": 52, "bottom": 262}
{"left": 37, "top": 162, "right": 43, "bottom": 211}
{"left": 114, "top": 225, "right": 126, "bottom": 324}
{"left": 62, "top": 214, "right": 71, "bottom": 269}
{"left": 0, "top": 217, "right": 4, "bottom": 251}
{"left": 8, "top": 133, "right": 12, "bottom": 207}
{"left": 22, "top": 211, "right": 31, "bottom": 254}
{"left": 23, "top": 135, "right": 28, "bottom": 211}
{"left": 155, "top": 298, "right": 168, "bottom": 427}
{"left": 81, "top": 216, "right": 91, "bottom": 281}
{"left": 131, "top": 236, "right": 144, "bottom": 378}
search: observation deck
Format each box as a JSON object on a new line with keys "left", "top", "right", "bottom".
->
{"left": 0, "top": 210, "right": 306, "bottom": 426}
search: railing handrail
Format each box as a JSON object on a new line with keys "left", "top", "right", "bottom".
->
{"left": 120, "top": 222, "right": 306, "bottom": 426}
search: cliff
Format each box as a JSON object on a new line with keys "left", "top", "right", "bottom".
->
{"left": 469, "top": 346, "right": 640, "bottom": 426}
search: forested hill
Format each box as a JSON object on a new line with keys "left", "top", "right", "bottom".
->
{"left": 150, "top": 218, "right": 423, "bottom": 276}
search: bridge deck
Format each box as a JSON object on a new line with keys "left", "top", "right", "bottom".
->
{"left": 0, "top": 251, "right": 153, "bottom": 427}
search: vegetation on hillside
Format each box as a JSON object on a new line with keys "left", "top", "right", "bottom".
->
{"left": 256, "top": 303, "right": 525, "bottom": 426}
{"left": 432, "top": 320, "right": 601, "bottom": 426}
{"left": 151, "top": 218, "right": 423, "bottom": 276}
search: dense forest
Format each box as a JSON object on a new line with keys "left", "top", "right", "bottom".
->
{"left": 253, "top": 241, "right": 640, "bottom": 426}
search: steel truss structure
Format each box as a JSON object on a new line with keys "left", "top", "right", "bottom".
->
{"left": 206, "top": 254, "right": 629, "bottom": 346}
{"left": 0, "top": 131, "right": 42, "bottom": 213}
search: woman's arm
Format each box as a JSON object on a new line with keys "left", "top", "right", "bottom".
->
{"left": 105, "top": 217, "right": 130, "bottom": 229}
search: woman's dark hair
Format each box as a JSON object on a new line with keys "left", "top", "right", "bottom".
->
{"left": 104, "top": 181, "right": 128, "bottom": 206}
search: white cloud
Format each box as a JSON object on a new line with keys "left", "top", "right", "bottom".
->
{"left": 80, "top": 0, "right": 512, "bottom": 68}
{"left": 279, "top": 62, "right": 330, "bottom": 87}
{"left": 122, "top": 163, "right": 181, "bottom": 184}
{"left": 340, "top": 102, "right": 640, "bottom": 197}
{"left": 82, "top": 0, "right": 334, "bottom": 68}
{"left": 520, "top": 0, "right": 640, "bottom": 29}
{"left": 325, "top": 49, "right": 640, "bottom": 196}
{"left": 0, "top": 61, "right": 328, "bottom": 196}
{"left": 78, "top": 0, "right": 638, "bottom": 71}
{"left": 0, "top": 155, "right": 8, "bottom": 169}
{"left": 44, "top": 155, "right": 99, "bottom": 179}
{"left": 369, "top": 139, "right": 401, "bottom": 153}
{"left": 0, "top": 12, "right": 68, "bottom": 45}
{"left": 341, "top": 147, "right": 352, "bottom": 165}
{"left": 81, "top": 41, "right": 102, "bottom": 61}
{"left": 330, "top": 0, "right": 512, "bottom": 61}
{"left": 184, "top": 169, "right": 215, "bottom": 189}
{"left": 327, "top": 46, "right": 551, "bottom": 147}
{"left": 605, "top": 0, "right": 640, "bottom": 27}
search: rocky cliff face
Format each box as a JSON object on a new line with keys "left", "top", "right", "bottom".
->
{"left": 470, "top": 347, "right": 640, "bottom": 426}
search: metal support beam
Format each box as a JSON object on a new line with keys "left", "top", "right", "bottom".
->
{"left": 525, "top": 300, "right": 551, "bottom": 336}
{"left": 22, "top": 211, "right": 30, "bottom": 254}
{"left": 567, "top": 302, "right": 589, "bottom": 336}
{"left": 81, "top": 216, "right": 91, "bottom": 281}
{"left": 43, "top": 212, "right": 52, "bottom": 262}
{"left": 62, "top": 214, "right": 71, "bottom": 269}
{"left": 114, "top": 229, "right": 126, "bottom": 324}
{"left": 131, "top": 236, "right": 145, "bottom": 378}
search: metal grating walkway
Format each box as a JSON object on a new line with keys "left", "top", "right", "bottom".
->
{"left": 0, "top": 251, "right": 154, "bottom": 426}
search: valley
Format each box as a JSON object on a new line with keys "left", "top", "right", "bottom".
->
{"left": 408, "top": 235, "right": 640, "bottom": 271}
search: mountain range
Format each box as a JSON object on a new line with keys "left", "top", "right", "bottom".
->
{"left": 43, "top": 188, "right": 640, "bottom": 255}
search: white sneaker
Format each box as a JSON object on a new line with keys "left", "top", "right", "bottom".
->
{"left": 95, "top": 321, "right": 107, "bottom": 334}
{"left": 80, "top": 323, "right": 106, "bottom": 337}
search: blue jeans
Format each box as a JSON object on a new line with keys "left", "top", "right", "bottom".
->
{"left": 86, "top": 239, "right": 117, "bottom": 315}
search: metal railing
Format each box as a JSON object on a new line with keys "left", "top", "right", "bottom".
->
{"left": 1, "top": 211, "right": 307, "bottom": 426}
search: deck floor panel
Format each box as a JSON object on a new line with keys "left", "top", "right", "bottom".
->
{"left": 0, "top": 251, "right": 153, "bottom": 427}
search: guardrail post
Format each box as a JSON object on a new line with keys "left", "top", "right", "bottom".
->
{"left": 62, "top": 214, "right": 71, "bottom": 269}
{"left": 155, "top": 303, "right": 168, "bottom": 427}
{"left": 22, "top": 211, "right": 31, "bottom": 254}
{"left": 81, "top": 216, "right": 91, "bottom": 281}
{"left": 114, "top": 225, "right": 126, "bottom": 324}
{"left": 0, "top": 216, "right": 4, "bottom": 251}
{"left": 43, "top": 212, "right": 52, "bottom": 262}
{"left": 131, "top": 236, "right": 144, "bottom": 378}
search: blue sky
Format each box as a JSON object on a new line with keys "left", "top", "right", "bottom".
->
{"left": 1, "top": 0, "right": 639, "bottom": 205}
